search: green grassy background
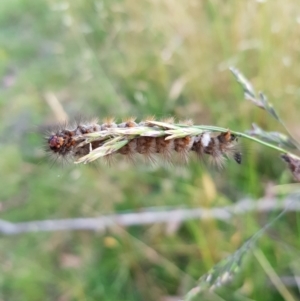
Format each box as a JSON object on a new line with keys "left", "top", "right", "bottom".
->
{"left": 1, "top": 0, "right": 300, "bottom": 300}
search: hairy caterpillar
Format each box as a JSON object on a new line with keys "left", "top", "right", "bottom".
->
{"left": 45, "top": 118, "right": 242, "bottom": 167}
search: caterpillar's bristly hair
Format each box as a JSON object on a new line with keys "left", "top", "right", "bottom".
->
{"left": 103, "top": 153, "right": 117, "bottom": 166}
{"left": 44, "top": 118, "right": 242, "bottom": 167}
{"left": 155, "top": 137, "right": 174, "bottom": 162}
{"left": 161, "top": 117, "right": 175, "bottom": 124}
{"left": 174, "top": 136, "right": 194, "bottom": 163}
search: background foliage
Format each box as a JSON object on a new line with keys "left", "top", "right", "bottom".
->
{"left": 1, "top": 0, "right": 300, "bottom": 300}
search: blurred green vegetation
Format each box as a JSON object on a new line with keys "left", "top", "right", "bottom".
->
{"left": 1, "top": 0, "right": 300, "bottom": 300}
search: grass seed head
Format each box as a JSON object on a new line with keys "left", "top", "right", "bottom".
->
{"left": 44, "top": 118, "right": 242, "bottom": 167}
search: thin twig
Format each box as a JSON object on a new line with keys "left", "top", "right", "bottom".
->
{"left": 0, "top": 197, "right": 299, "bottom": 235}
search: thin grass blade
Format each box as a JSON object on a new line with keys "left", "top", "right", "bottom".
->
{"left": 184, "top": 205, "right": 289, "bottom": 300}
{"left": 247, "top": 124, "right": 298, "bottom": 149}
